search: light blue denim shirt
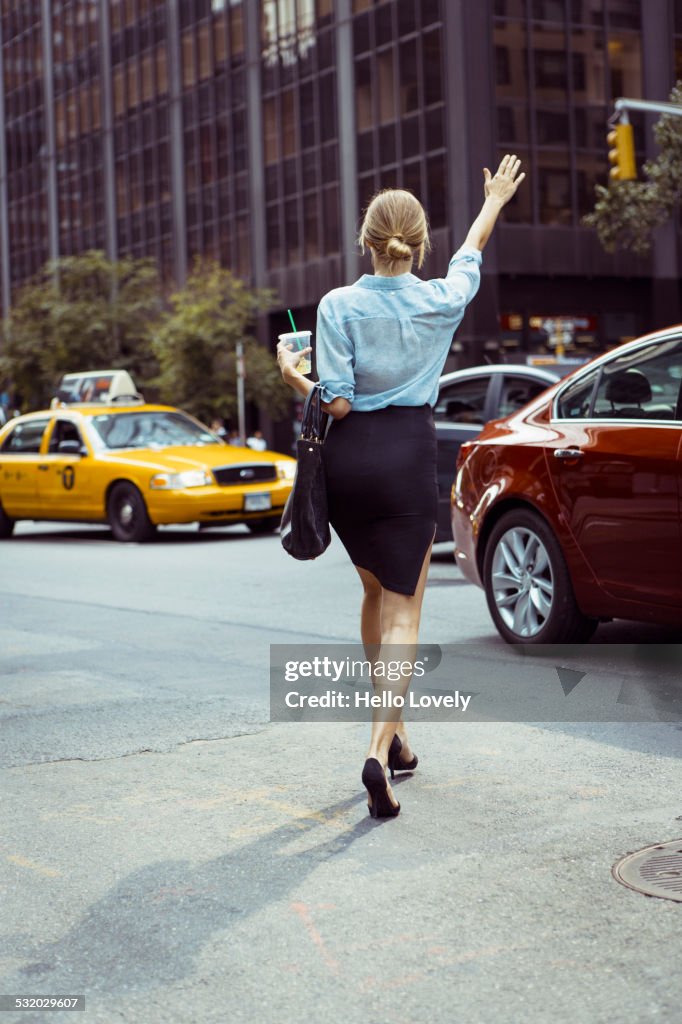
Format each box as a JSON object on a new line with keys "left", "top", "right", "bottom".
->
{"left": 316, "top": 245, "right": 482, "bottom": 411}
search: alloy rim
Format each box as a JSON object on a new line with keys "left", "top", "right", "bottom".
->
{"left": 490, "top": 526, "right": 554, "bottom": 638}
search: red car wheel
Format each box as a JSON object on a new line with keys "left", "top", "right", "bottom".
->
{"left": 482, "top": 508, "right": 598, "bottom": 644}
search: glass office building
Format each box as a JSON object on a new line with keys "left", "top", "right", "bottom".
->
{"left": 0, "top": 0, "right": 680, "bottom": 380}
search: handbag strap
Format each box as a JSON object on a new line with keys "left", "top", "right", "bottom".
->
{"left": 301, "top": 383, "right": 329, "bottom": 441}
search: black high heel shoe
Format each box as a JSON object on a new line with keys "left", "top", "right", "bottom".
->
{"left": 362, "top": 758, "right": 400, "bottom": 819}
{"left": 387, "top": 734, "right": 419, "bottom": 781}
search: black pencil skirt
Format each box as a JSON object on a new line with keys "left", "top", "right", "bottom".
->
{"left": 322, "top": 404, "right": 438, "bottom": 596}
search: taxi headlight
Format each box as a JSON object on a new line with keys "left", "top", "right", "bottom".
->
{"left": 150, "top": 470, "right": 213, "bottom": 490}
{"left": 276, "top": 460, "right": 297, "bottom": 481}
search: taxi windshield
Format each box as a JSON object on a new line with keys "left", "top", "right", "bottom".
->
{"left": 91, "top": 411, "right": 218, "bottom": 449}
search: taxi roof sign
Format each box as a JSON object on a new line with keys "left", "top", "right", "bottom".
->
{"left": 52, "top": 369, "right": 144, "bottom": 407}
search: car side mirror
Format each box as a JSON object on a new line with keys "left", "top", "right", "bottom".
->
{"left": 58, "top": 439, "right": 86, "bottom": 456}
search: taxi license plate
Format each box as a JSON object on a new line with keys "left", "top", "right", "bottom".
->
{"left": 244, "top": 493, "right": 272, "bottom": 512}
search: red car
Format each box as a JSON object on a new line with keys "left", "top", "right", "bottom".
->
{"left": 452, "top": 328, "right": 682, "bottom": 643}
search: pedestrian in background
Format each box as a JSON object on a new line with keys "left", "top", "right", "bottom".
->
{"left": 277, "top": 155, "right": 525, "bottom": 819}
{"left": 210, "top": 416, "right": 228, "bottom": 440}
{"left": 246, "top": 429, "right": 267, "bottom": 451}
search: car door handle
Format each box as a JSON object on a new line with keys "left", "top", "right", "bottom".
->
{"left": 38, "top": 464, "right": 50, "bottom": 471}
{"left": 553, "top": 448, "right": 584, "bottom": 459}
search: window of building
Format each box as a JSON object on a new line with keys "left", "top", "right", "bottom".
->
{"left": 230, "top": 5, "right": 244, "bottom": 61}
{"left": 263, "top": 98, "right": 278, "bottom": 164}
{"left": 423, "top": 30, "right": 443, "bottom": 105}
{"left": 535, "top": 49, "right": 569, "bottom": 90}
{"left": 538, "top": 162, "right": 572, "bottom": 225}
{"left": 532, "top": 0, "right": 566, "bottom": 20}
{"left": 607, "top": 33, "right": 641, "bottom": 98}
{"left": 401, "top": 115, "right": 420, "bottom": 160}
{"left": 496, "top": 45, "right": 511, "bottom": 86}
{"left": 375, "top": 3, "right": 394, "bottom": 47}
{"left": 182, "top": 31, "right": 196, "bottom": 88}
{"left": 322, "top": 185, "right": 339, "bottom": 253}
{"left": 377, "top": 50, "right": 396, "bottom": 124}
{"left": 399, "top": 38, "right": 419, "bottom": 114}
{"left": 426, "top": 154, "right": 446, "bottom": 228}
{"left": 355, "top": 58, "right": 372, "bottom": 131}
{"left": 606, "top": 0, "right": 641, "bottom": 30}
{"left": 493, "top": 23, "right": 528, "bottom": 101}
{"left": 284, "top": 198, "right": 301, "bottom": 263}
{"left": 536, "top": 109, "right": 570, "bottom": 145}
{"left": 281, "top": 88, "right": 297, "bottom": 158}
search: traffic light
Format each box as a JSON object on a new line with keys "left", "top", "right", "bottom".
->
{"left": 607, "top": 122, "right": 636, "bottom": 181}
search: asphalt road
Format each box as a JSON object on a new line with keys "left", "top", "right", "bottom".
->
{"left": 1, "top": 522, "right": 682, "bottom": 1024}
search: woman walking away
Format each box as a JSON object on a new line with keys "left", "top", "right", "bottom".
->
{"left": 277, "top": 154, "right": 526, "bottom": 819}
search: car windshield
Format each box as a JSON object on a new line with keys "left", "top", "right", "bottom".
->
{"left": 90, "top": 411, "right": 218, "bottom": 449}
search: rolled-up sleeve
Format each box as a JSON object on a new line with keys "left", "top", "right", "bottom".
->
{"left": 315, "top": 298, "right": 355, "bottom": 405}
{"left": 428, "top": 244, "right": 482, "bottom": 313}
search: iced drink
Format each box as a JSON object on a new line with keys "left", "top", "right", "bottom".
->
{"left": 278, "top": 330, "right": 312, "bottom": 375}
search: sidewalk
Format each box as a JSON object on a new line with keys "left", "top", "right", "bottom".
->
{"left": 1, "top": 719, "right": 680, "bottom": 1024}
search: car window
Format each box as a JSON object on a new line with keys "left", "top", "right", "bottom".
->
{"left": 90, "top": 411, "right": 217, "bottom": 449}
{"left": 55, "top": 374, "right": 115, "bottom": 404}
{"left": 0, "top": 418, "right": 50, "bottom": 454}
{"left": 591, "top": 338, "right": 682, "bottom": 420}
{"left": 434, "top": 378, "right": 489, "bottom": 425}
{"left": 556, "top": 370, "right": 599, "bottom": 419}
{"left": 498, "top": 376, "right": 550, "bottom": 418}
{"left": 48, "top": 419, "right": 84, "bottom": 452}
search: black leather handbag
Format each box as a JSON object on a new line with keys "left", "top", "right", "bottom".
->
{"left": 280, "top": 383, "right": 331, "bottom": 560}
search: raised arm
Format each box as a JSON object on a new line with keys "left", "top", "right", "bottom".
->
{"left": 463, "top": 154, "right": 526, "bottom": 252}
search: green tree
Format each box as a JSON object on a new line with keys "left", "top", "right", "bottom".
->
{"left": 0, "top": 250, "right": 162, "bottom": 410}
{"left": 152, "top": 258, "right": 288, "bottom": 424}
{"left": 584, "top": 83, "right": 682, "bottom": 255}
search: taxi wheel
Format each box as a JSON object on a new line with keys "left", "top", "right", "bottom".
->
{"left": 246, "top": 516, "right": 281, "bottom": 535}
{"left": 107, "top": 482, "right": 157, "bottom": 543}
{"left": 0, "top": 500, "right": 15, "bottom": 538}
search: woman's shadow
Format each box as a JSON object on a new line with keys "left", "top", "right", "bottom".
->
{"left": 2, "top": 785, "right": 405, "bottom": 997}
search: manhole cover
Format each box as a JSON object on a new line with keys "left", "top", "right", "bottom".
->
{"left": 613, "top": 838, "right": 682, "bottom": 901}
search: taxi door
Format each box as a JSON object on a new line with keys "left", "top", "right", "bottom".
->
{"left": 0, "top": 417, "right": 51, "bottom": 516}
{"left": 38, "top": 418, "right": 96, "bottom": 518}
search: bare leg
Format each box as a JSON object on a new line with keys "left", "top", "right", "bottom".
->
{"left": 362, "top": 533, "right": 435, "bottom": 808}
{"left": 355, "top": 566, "right": 383, "bottom": 652}
{"left": 355, "top": 566, "right": 415, "bottom": 763}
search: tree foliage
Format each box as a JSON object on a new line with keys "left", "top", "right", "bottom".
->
{"left": 0, "top": 250, "right": 162, "bottom": 410}
{"left": 152, "top": 259, "right": 287, "bottom": 424}
{"left": 583, "top": 83, "right": 682, "bottom": 255}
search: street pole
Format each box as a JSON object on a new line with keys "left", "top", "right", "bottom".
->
{"left": 236, "top": 339, "right": 246, "bottom": 446}
{"left": 613, "top": 97, "right": 682, "bottom": 120}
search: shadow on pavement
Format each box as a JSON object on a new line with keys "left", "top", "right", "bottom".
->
{"left": 11, "top": 526, "right": 264, "bottom": 545}
{"left": 1, "top": 788, "right": 397, "bottom": 997}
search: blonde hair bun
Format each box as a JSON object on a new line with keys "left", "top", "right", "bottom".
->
{"left": 358, "top": 189, "right": 431, "bottom": 271}
{"left": 386, "top": 236, "right": 412, "bottom": 261}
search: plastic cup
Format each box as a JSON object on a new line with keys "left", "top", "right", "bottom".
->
{"left": 279, "top": 330, "right": 312, "bottom": 375}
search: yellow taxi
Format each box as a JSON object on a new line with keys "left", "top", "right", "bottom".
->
{"left": 0, "top": 375, "right": 295, "bottom": 542}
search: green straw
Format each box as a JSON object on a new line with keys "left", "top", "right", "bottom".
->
{"left": 287, "top": 308, "right": 298, "bottom": 332}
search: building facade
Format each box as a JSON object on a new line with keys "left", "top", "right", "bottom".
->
{"left": 0, "top": 0, "right": 680, "bottom": 401}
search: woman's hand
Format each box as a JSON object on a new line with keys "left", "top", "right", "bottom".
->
{"left": 483, "top": 154, "right": 526, "bottom": 206}
{"left": 277, "top": 340, "right": 312, "bottom": 381}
